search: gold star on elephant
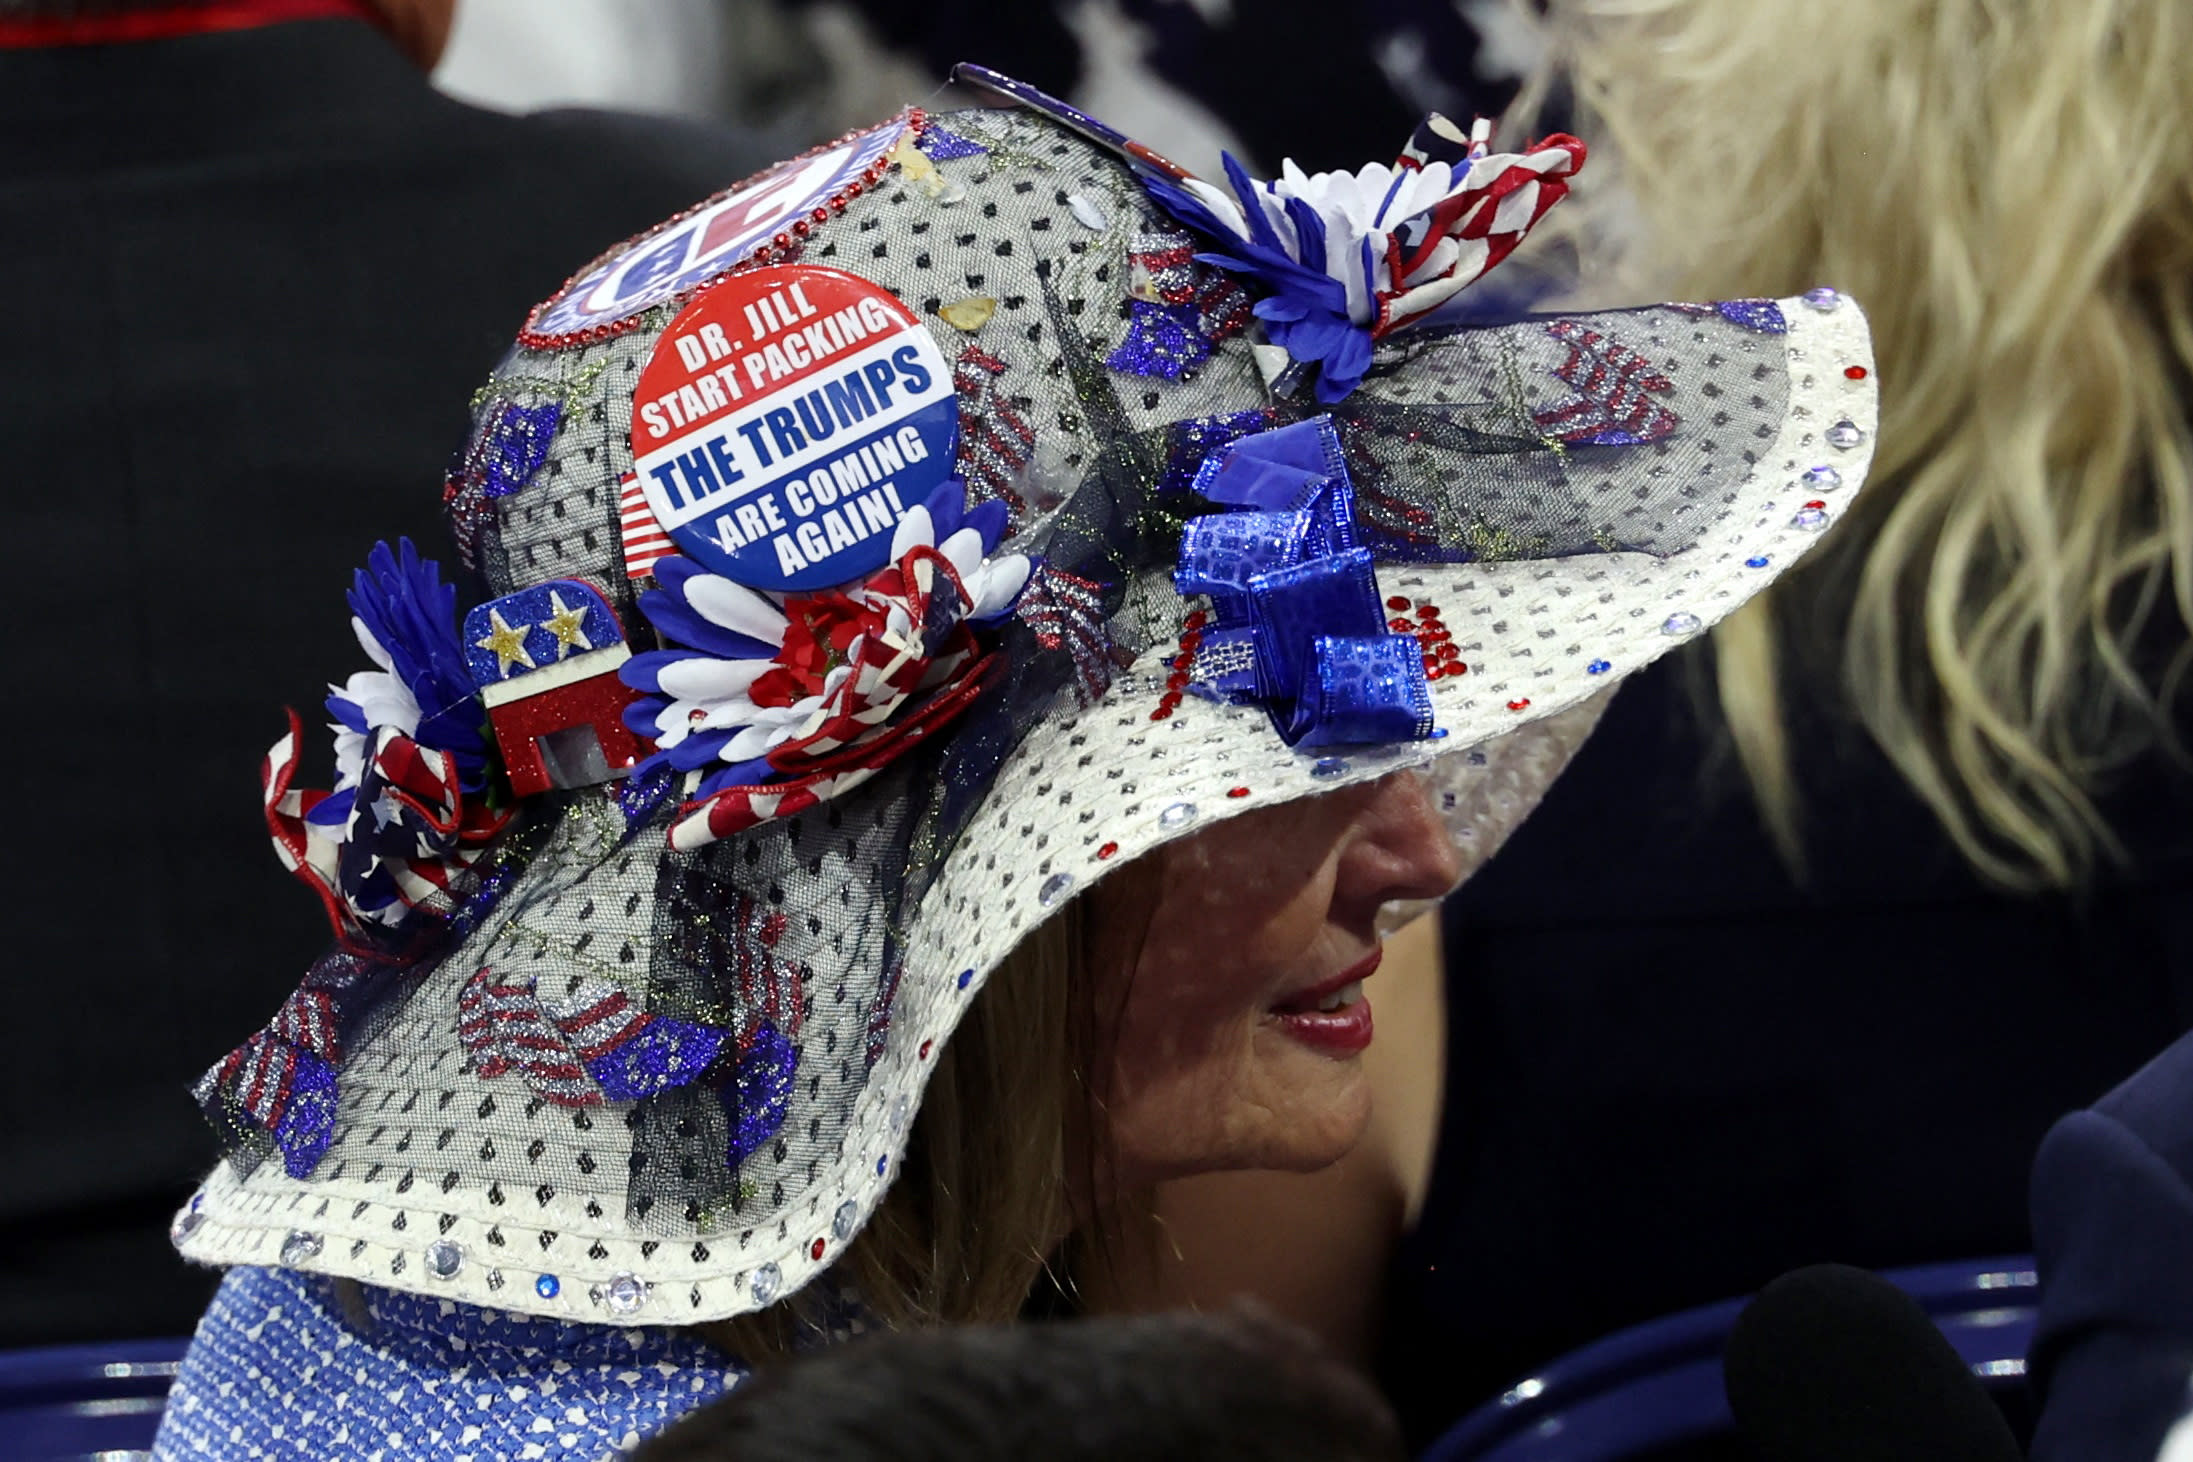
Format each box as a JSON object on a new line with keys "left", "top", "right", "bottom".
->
{"left": 541, "top": 590, "right": 594, "bottom": 660}
{"left": 475, "top": 608, "right": 535, "bottom": 676}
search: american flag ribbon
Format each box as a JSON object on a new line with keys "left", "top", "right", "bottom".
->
{"left": 456, "top": 965, "right": 601, "bottom": 1106}
{"left": 619, "top": 471, "right": 677, "bottom": 580}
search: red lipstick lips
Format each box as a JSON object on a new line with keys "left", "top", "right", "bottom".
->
{"left": 1268, "top": 945, "right": 1382, "bottom": 1057}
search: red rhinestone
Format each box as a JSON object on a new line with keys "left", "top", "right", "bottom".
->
{"left": 811, "top": 1238, "right": 826, "bottom": 1261}
{"left": 1426, "top": 627, "right": 1451, "bottom": 642}
{"left": 1150, "top": 708, "right": 1172, "bottom": 721}
{"left": 918, "top": 1040, "right": 933, "bottom": 1059}
{"left": 1422, "top": 657, "right": 1440, "bottom": 673}
{"left": 1416, "top": 604, "right": 1440, "bottom": 620}
{"left": 1227, "top": 786, "right": 1250, "bottom": 798}
{"left": 1386, "top": 596, "right": 1410, "bottom": 611}
{"left": 1186, "top": 610, "right": 1209, "bottom": 630}
{"left": 1803, "top": 499, "right": 1827, "bottom": 510}
{"left": 1845, "top": 365, "right": 1868, "bottom": 380}
{"left": 812, "top": 206, "right": 830, "bottom": 223}
{"left": 1097, "top": 842, "right": 1119, "bottom": 860}
{"left": 1507, "top": 698, "right": 1530, "bottom": 711}
{"left": 1166, "top": 672, "right": 1190, "bottom": 691}
{"left": 1160, "top": 691, "right": 1183, "bottom": 708}
{"left": 1390, "top": 617, "right": 1414, "bottom": 632}
{"left": 1439, "top": 643, "right": 1461, "bottom": 661}
{"left": 1180, "top": 631, "right": 1204, "bottom": 652}
{"left": 1426, "top": 664, "right": 1446, "bottom": 680}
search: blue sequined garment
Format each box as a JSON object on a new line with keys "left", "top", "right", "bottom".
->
{"left": 153, "top": 1266, "right": 745, "bottom": 1459}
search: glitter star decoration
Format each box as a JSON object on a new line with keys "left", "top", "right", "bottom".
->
{"left": 541, "top": 590, "right": 593, "bottom": 659}
{"left": 475, "top": 608, "right": 535, "bottom": 676}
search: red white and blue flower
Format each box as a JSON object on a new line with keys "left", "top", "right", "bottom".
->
{"left": 1143, "top": 124, "right": 1584, "bottom": 403}
{"left": 621, "top": 480, "right": 1032, "bottom": 851}
{"left": 265, "top": 540, "right": 506, "bottom": 938}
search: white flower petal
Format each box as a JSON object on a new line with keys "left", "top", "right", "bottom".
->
{"left": 722, "top": 723, "right": 782, "bottom": 761}
{"left": 889, "top": 505, "right": 936, "bottom": 561}
{"left": 683, "top": 575, "right": 789, "bottom": 646}
{"left": 937, "top": 527, "right": 986, "bottom": 586}
{"left": 657, "top": 656, "right": 772, "bottom": 703}
{"left": 350, "top": 618, "right": 395, "bottom": 674}
{"left": 969, "top": 555, "right": 1033, "bottom": 621}
{"left": 1182, "top": 179, "right": 1250, "bottom": 240}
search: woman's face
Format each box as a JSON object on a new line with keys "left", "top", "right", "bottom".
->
{"left": 1092, "top": 771, "right": 1461, "bottom": 1188}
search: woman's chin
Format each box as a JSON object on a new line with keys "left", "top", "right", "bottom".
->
{"left": 1232, "top": 1035, "right": 1376, "bottom": 1171}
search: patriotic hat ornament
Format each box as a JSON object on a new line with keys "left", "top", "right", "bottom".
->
{"left": 175, "top": 69, "right": 1880, "bottom": 1323}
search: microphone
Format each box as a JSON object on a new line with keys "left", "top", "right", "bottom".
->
{"left": 1724, "top": 1263, "right": 2024, "bottom": 1462}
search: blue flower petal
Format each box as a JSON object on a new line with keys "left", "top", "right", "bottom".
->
{"left": 695, "top": 754, "right": 777, "bottom": 797}
{"left": 963, "top": 499, "right": 1010, "bottom": 554}
{"left": 651, "top": 555, "right": 708, "bottom": 597}
{"left": 623, "top": 695, "right": 672, "bottom": 739}
{"left": 619, "top": 649, "right": 711, "bottom": 695}
{"left": 919, "top": 478, "right": 968, "bottom": 542}
{"left": 636, "top": 589, "right": 780, "bottom": 662}
{"left": 324, "top": 695, "right": 369, "bottom": 735}
{"left": 666, "top": 728, "right": 737, "bottom": 771}
{"left": 1221, "top": 152, "right": 1289, "bottom": 255}
{"left": 306, "top": 786, "right": 356, "bottom": 828}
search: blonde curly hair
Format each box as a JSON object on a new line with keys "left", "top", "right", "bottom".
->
{"left": 1520, "top": 0, "right": 2193, "bottom": 888}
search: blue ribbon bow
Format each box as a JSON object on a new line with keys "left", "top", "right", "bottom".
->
{"left": 1174, "top": 418, "right": 1434, "bottom": 747}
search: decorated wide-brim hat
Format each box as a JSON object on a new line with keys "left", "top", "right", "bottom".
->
{"left": 174, "top": 69, "right": 1878, "bottom": 1324}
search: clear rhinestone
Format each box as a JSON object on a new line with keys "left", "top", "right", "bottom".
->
{"left": 1310, "top": 757, "right": 1349, "bottom": 780}
{"left": 604, "top": 1272, "right": 648, "bottom": 1315}
{"left": 1802, "top": 286, "right": 1842, "bottom": 311}
{"left": 1801, "top": 466, "right": 1843, "bottom": 492}
{"left": 751, "top": 1262, "right": 783, "bottom": 1306}
{"left": 1157, "top": 802, "right": 1198, "bottom": 831}
{"left": 424, "top": 1240, "right": 464, "bottom": 1280}
{"left": 1792, "top": 507, "right": 1830, "bottom": 531}
{"left": 1037, "top": 872, "right": 1074, "bottom": 907}
{"left": 1661, "top": 613, "right": 1701, "bottom": 636}
{"left": 169, "top": 1197, "right": 204, "bottom": 1246}
{"left": 1067, "top": 193, "right": 1108, "bottom": 231}
{"left": 833, "top": 1201, "right": 860, "bottom": 1243}
{"left": 1826, "top": 419, "right": 1865, "bottom": 450}
{"left": 890, "top": 1093, "right": 911, "bottom": 1131}
{"left": 279, "top": 1230, "right": 324, "bottom": 1267}
{"left": 535, "top": 1273, "right": 561, "bottom": 1300}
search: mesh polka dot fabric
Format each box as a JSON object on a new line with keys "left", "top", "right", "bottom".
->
{"left": 175, "top": 97, "right": 1879, "bottom": 1326}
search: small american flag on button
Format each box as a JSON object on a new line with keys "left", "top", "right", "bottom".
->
{"left": 619, "top": 471, "right": 676, "bottom": 580}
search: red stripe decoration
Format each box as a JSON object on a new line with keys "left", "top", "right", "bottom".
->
{"left": 1532, "top": 319, "right": 1679, "bottom": 444}
{"left": 619, "top": 471, "right": 677, "bottom": 580}
{"left": 546, "top": 978, "right": 655, "bottom": 1062}
{"left": 456, "top": 966, "right": 600, "bottom": 1106}
{"left": 952, "top": 347, "right": 1035, "bottom": 531}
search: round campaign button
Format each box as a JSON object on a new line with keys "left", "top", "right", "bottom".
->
{"left": 529, "top": 114, "right": 910, "bottom": 342}
{"left": 630, "top": 266, "right": 958, "bottom": 592}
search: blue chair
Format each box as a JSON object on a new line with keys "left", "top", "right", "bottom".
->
{"left": 1423, "top": 1257, "right": 2038, "bottom": 1462}
{"left": 0, "top": 1338, "right": 190, "bottom": 1461}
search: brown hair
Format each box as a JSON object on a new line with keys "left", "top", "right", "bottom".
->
{"left": 707, "top": 874, "right": 1158, "bottom": 1359}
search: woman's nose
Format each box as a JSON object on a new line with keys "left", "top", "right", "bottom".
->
{"left": 1341, "top": 769, "right": 1464, "bottom": 911}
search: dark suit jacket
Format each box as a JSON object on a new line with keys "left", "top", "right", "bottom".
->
{"left": 2031, "top": 1027, "right": 2193, "bottom": 1462}
{"left": 0, "top": 15, "right": 772, "bottom": 1345}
